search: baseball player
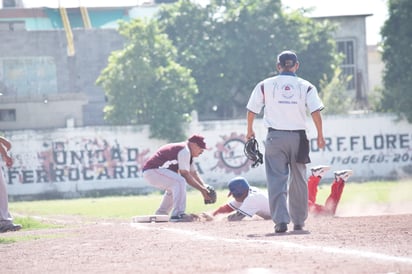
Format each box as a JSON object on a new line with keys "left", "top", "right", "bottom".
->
{"left": 0, "top": 136, "right": 22, "bottom": 233}
{"left": 212, "top": 167, "right": 352, "bottom": 222}
{"left": 309, "top": 165, "right": 353, "bottom": 215}
{"left": 212, "top": 177, "right": 271, "bottom": 221}
{"left": 142, "top": 134, "right": 213, "bottom": 222}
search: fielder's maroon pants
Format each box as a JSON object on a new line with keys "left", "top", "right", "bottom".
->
{"left": 308, "top": 175, "right": 345, "bottom": 215}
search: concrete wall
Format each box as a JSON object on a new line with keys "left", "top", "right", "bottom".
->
{"left": 0, "top": 28, "right": 125, "bottom": 128}
{"left": 2, "top": 113, "right": 411, "bottom": 200}
{"left": 0, "top": 93, "right": 88, "bottom": 130}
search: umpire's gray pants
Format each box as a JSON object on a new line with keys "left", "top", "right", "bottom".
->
{"left": 265, "top": 130, "right": 308, "bottom": 227}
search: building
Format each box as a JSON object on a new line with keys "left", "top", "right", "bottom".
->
{"left": 0, "top": 2, "right": 159, "bottom": 130}
{"left": 313, "top": 14, "right": 372, "bottom": 109}
{"left": 0, "top": 1, "right": 382, "bottom": 130}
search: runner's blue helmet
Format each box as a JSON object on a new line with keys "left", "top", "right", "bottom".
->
{"left": 228, "top": 177, "right": 250, "bottom": 198}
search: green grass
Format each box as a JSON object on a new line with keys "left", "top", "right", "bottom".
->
{"left": 13, "top": 216, "right": 62, "bottom": 230}
{"left": 8, "top": 180, "right": 412, "bottom": 220}
{"left": 0, "top": 216, "right": 62, "bottom": 244}
{"left": 316, "top": 180, "right": 412, "bottom": 204}
{"left": 3, "top": 180, "right": 410, "bottom": 244}
{"left": 0, "top": 234, "right": 60, "bottom": 244}
{"left": 9, "top": 191, "right": 229, "bottom": 219}
{"left": 0, "top": 238, "right": 16, "bottom": 244}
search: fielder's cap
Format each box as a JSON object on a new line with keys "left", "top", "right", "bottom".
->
{"left": 188, "top": 134, "right": 207, "bottom": 149}
{"left": 277, "top": 50, "right": 298, "bottom": 68}
{"left": 228, "top": 177, "right": 250, "bottom": 198}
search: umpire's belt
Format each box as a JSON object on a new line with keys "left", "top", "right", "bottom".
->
{"left": 268, "top": 128, "right": 310, "bottom": 164}
{"left": 268, "top": 128, "right": 303, "bottom": 133}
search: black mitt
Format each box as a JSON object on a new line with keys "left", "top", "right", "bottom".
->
{"left": 244, "top": 138, "right": 263, "bottom": 168}
{"left": 204, "top": 185, "right": 217, "bottom": 204}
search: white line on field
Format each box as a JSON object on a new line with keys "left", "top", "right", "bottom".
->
{"left": 131, "top": 223, "right": 412, "bottom": 265}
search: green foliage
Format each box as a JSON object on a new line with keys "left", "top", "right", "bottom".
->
{"left": 294, "top": 17, "right": 338, "bottom": 91}
{"left": 380, "top": 0, "right": 412, "bottom": 122}
{"left": 157, "top": 0, "right": 338, "bottom": 119}
{"left": 367, "top": 86, "right": 384, "bottom": 112}
{"left": 96, "top": 19, "right": 197, "bottom": 141}
{"left": 157, "top": 1, "right": 234, "bottom": 119}
{"left": 97, "top": 0, "right": 341, "bottom": 137}
{"left": 319, "top": 67, "right": 353, "bottom": 114}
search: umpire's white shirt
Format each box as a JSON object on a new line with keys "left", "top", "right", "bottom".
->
{"left": 246, "top": 74, "right": 324, "bottom": 130}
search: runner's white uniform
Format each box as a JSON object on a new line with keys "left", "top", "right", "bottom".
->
{"left": 228, "top": 186, "right": 270, "bottom": 219}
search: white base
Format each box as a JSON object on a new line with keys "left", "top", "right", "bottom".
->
{"left": 132, "top": 215, "right": 169, "bottom": 223}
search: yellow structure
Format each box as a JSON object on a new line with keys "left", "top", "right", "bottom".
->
{"left": 59, "top": 7, "right": 75, "bottom": 56}
{"left": 80, "top": 6, "right": 92, "bottom": 29}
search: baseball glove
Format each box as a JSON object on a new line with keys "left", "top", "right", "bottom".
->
{"left": 244, "top": 138, "right": 263, "bottom": 168}
{"left": 204, "top": 185, "right": 217, "bottom": 204}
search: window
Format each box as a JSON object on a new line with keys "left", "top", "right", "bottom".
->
{"left": 0, "top": 109, "right": 16, "bottom": 121}
{"left": 337, "top": 40, "right": 356, "bottom": 90}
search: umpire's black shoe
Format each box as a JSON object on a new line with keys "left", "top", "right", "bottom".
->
{"left": 274, "top": 223, "right": 288, "bottom": 233}
{"left": 293, "top": 224, "right": 304, "bottom": 231}
{"left": 0, "top": 223, "right": 22, "bottom": 233}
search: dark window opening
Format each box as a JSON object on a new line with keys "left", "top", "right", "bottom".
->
{"left": 0, "top": 109, "right": 16, "bottom": 121}
{"left": 337, "top": 40, "right": 356, "bottom": 90}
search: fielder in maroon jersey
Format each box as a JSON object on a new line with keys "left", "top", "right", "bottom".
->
{"left": 142, "top": 134, "right": 213, "bottom": 222}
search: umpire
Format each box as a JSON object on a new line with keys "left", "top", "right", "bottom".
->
{"left": 246, "top": 50, "right": 325, "bottom": 233}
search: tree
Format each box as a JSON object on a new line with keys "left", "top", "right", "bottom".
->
{"left": 96, "top": 19, "right": 197, "bottom": 141}
{"left": 319, "top": 67, "right": 353, "bottom": 115}
{"left": 380, "top": 0, "right": 412, "bottom": 122}
{"left": 157, "top": 1, "right": 230, "bottom": 119}
{"left": 157, "top": 0, "right": 338, "bottom": 120}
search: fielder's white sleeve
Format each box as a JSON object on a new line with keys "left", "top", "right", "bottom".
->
{"left": 177, "top": 146, "right": 191, "bottom": 172}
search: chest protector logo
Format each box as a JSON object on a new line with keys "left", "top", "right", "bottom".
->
{"left": 281, "top": 84, "right": 295, "bottom": 99}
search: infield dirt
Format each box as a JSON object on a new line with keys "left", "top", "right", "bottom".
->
{"left": 1, "top": 212, "right": 411, "bottom": 273}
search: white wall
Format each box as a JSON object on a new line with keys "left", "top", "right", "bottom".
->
{"left": 2, "top": 113, "right": 412, "bottom": 198}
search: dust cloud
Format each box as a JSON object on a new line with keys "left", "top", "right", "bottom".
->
{"left": 337, "top": 181, "right": 412, "bottom": 217}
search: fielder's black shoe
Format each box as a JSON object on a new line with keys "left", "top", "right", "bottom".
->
{"left": 274, "top": 223, "right": 288, "bottom": 233}
{"left": 170, "top": 213, "right": 195, "bottom": 222}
